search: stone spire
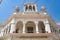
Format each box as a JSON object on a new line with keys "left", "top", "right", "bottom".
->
{"left": 41, "top": 6, "right": 47, "bottom": 14}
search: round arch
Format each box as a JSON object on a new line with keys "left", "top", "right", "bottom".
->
{"left": 33, "top": 5, "right": 35, "bottom": 11}
{"left": 25, "top": 21, "right": 36, "bottom": 33}
{"left": 16, "top": 21, "right": 23, "bottom": 33}
{"left": 38, "top": 21, "right": 45, "bottom": 33}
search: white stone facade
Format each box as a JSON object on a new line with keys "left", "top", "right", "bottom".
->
{"left": 0, "top": 18, "right": 51, "bottom": 37}
{"left": 0, "top": 2, "right": 59, "bottom": 40}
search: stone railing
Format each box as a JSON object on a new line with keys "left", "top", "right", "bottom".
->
{"left": 0, "top": 26, "right": 10, "bottom": 37}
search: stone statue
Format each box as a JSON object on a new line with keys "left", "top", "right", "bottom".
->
{"left": 15, "top": 6, "right": 20, "bottom": 13}
{"left": 41, "top": 6, "right": 47, "bottom": 14}
{"left": 41, "top": 6, "right": 46, "bottom": 13}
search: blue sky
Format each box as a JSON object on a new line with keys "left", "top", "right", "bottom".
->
{"left": 0, "top": 0, "right": 60, "bottom": 23}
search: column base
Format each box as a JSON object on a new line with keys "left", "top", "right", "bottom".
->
{"left": 36, "top": 31, "right": 39, "bottom": 33}
{"left": 23, "top": 31, "right": 25, "bottom": 33}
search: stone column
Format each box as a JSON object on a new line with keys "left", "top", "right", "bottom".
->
{"left": 23, "top": 22, "right": 26, "bottom": 33}
{"left": 7, "top": 27, "right": 9, "bottom": 33}
{"left": 10, "top": 18, "right": 16, "bottom": 33}
{"left": 10, "top": 23, "right": 16, "bottom": 33}
{"left": 35, "top": 5, "right": 37, "bottom": 12}
{"left": 24, "top": 6, "right": 26, "bottom": 12}
{"left": 1, "top": 31, "right": 4, "bottom": 36}
{"left": 32, "top": 5, "right": 33, "bottom": 11}
{"left": 35, "top": 21, "right": 39, "bottom": 33}
{"left": 44, "top": 19, "right": 51, "bottom": 33}
{"left": 5, "top": 29, "right": 7, "bottom": 34}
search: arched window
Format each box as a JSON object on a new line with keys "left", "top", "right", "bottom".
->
{"left": 59, "top": 29, "right": 60, "bottom": 33}
{"left": 27, "top": 5, "right": 32, "bottom": 11}
{"left": 16, "top": 21, "right": 23, "bottom": 33}
{"left": 27, "top": 27, "right": 33, "bottom": 33}
{"left": 26, "top": 21, "right": 35, "bottom": 33}
{"left": 16, "top": 28, "right": 19, "bottom": 33}
{"left": 25, "top": 6, "right": 28, "bottom": 11}
{"left": 38, "top": 21, "right": 45, "bottom": 33}
{"left": 29, "top": 5, "right": 32, "bottom": 10}
{"left": 55, "top": 29, "right": 57, "bottom": 33}
{"left": 33, "top": 6, "right": 35, "bottom": 11}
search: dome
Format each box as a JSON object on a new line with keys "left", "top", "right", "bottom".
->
{"left": 24, "top": 2, "right": 35, "bottom": 6}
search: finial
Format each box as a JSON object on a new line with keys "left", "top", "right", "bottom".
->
{"left": 41, "top": 6, "right": 47, "bottom": 14}
{"left": 15, "top": 6, "right": 20, "bottom": 13}
{"left": 41, "top": 6, "right": 46, "bottom": 13}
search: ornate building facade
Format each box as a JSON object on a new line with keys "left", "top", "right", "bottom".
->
{"left": 0, "top": 2, "right": 60, "bottom": 40}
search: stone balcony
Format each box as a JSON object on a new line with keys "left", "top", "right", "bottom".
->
{"left": 0, "top": 33, "right": 59, "bottom": 40}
